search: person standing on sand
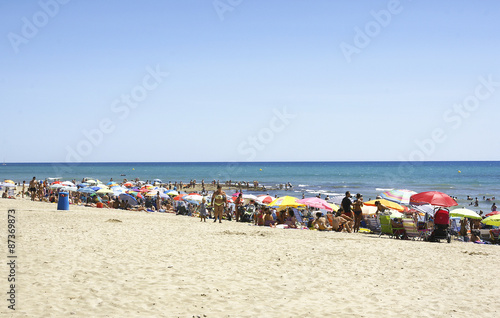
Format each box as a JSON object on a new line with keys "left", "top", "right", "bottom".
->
{"left": 211, "top": 185, "right": 226, "bottom": 223}
{"left": 29, "top": 177, "right": 37, "bottom": 201}
{"left": 352, "top": 193, "right": 364, "bottom": 233}
{"left": 341, "top": 191, "right": 353, "bottom": 219}
{"left": 491, "top": 203, "right": 497, "bottom": 212}
{"left": 234, "top": 193, "right": 243, "bottom": 222}
{"left": 22, "top": 181, "right": 25, "bottom": 199}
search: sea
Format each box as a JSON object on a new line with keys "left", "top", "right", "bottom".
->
{"left": 1, "top": 161, "right": 499, "bottom": 211}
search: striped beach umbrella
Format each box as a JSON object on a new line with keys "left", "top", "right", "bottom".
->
{"left": 380, "top": 189, "right": 416, "bottom": 205}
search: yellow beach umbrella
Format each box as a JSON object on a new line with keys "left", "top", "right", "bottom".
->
{"left": 4, "top": 180, "right": 15, "bottom": 184}
{"left": 482, "top": 214, "right": 500, "bottom": 226}
{"left": 364, "top": 199, "right": 405, "bottom": 212}
{"left": 329, "top": 203, "right": 340, "bottom": 212}
{"left": 268, "top": 196, "right": 305, "bottom": 208}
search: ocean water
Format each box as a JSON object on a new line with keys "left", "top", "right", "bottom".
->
{"left": 1, "top": 161, "right": 499, "bottom": 211}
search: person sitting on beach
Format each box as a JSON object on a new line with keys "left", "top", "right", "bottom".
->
{"left": 263, "top": 208, "right": 276, "bottom": 227}
{"left": 284, "top": 209, "right": 297, "bottom": 228}
{"left": 254, "top": 207, "right": 265, "bottom": 226}
{"left": 331, "top": 210, "right": 348, "bottom": 232}
{"left": 2, "top": 189, "right": 8, "bottom": 198}
{"left": 470, "top": 230, "right": 482, "bottom": 243}
{"left": 312, "top": 212, "right": 332, "bottom": 231}
{"left": 338, "top": 207, "right": 353, "bottom": 233}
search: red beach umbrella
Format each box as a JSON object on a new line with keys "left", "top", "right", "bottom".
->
{"left": 485, "top": 211, "right": 500, "bottom": 217}
{"left": 410, "top": 191, "right": 458, "bottom": 207}
{"left": 174, "top": 194, "right": 187, "bottom": 201}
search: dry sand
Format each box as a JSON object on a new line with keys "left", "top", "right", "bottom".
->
{"left": 0, "top": 198, "right": 499, "bottom": 318}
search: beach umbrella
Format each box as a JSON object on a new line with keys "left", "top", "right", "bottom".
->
{"left": 256, "top": 195, "right": 273, "bottom": 204}
{"left": 119, "top": 193, "right": 138, "bottom": 206}
{"left": 388, "top": 210, "right": 405, "bottom": 219}
{"left": 450, "top": 208, "right": 482, "bottom": 220}
{"left": 481, "top": 214, "right": 500, "bottom": 226}
{"left": 61, "top": 181, "right": 75, "bottom": 187}
{"left": 183, "top": 194, "right": 204, "bottom": 202}
{"left": 4, "top": 180, "right": 15, "bottom": 184}
{"left": 77, "top": 183, "right": 89, "bottom": 187}
{"left": 364, "top": 199, "right": 405, "bottom": 212}
{"left": 96, "top": 188, "right": 114, "bottom": 194}
{"left": 49, "top": 184, "right": 64, "bottom": 189}
{"left": 166, "top": 190, "right": 179, "bottom": 196}
{"left": 485, "top": 211, "right": 500, "bottom": 217}
{"left": 123, "top": 182, "right": 134, "bottom": 187}
{"left": 268, "top": 196, "right": 305, "bottom": 208}
{"left": 1, "top": 182, "right": 16, "bottom": 188}
{"left": 361, "top": 205, "right": 378, "bottom": 216}
{"left": 61, "top": 186, "right": 78, "bottom": 192}
{"left": 380, "top": 189, "right": 417, "bottom": 205}
{"left": 78, "top": 187, "right": 96, "bottom": 193}
{"left": 174, "top": 194, "right": 187, "bottom": 201}
{"left": 85, "top": 179, "right": 97, "bottom": 185}
{"left": 410, "top": 191, "right": 457, "bottom": 207}
{"left": 297, "top": 197, "right": 334, "bottom": 211}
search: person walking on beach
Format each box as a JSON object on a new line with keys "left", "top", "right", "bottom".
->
{"left": 341, "top": 191, "right": 353, "bottom": 219}
{"left": 198, "top": 198, "right": 208, "bottom": 222}
{"left": 211, "top": 185, "right": 226, "bottom": 223}
{"left": 352, "top": 193, "right": 364, "bottom": 233}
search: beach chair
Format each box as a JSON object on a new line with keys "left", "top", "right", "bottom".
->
{"left": 402, "top": 218, "right": 424, "bottom": 241}
{"left": 365, "top": 217, "right": 381, "bottom": 234}
{"left": 379, "top": 215, "right": 403, "bottom": 239}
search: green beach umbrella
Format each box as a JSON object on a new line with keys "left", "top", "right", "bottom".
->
{"left": 481, "top": 214, "right": 500, "bottom": 226}
{"left": 450, "top": 208, "right": 482, "bottom": 220}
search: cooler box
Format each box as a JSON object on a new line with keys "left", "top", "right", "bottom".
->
{"left": 57, "top": 192, "right": 69, "bottom": 210}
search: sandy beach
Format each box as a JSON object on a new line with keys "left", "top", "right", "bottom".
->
{"left": 1, "top": 198, "right": 499, "bottom": 318}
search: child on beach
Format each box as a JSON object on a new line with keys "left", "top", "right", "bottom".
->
{"left": 198, "top": 198, "right": 208, "bottom": 222}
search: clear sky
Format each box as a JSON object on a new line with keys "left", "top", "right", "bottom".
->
{"left": 1, "top": 0, "right": 499, "bottom": 162}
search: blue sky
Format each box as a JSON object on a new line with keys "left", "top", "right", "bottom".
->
{"left": 1, "top": 0, "right": 499, "bottom": 162}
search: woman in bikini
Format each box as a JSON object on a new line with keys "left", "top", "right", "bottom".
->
{"left": 352, "top": 193, "right": 364, "bottom": 233}
{"left": 211, "top": 185, "right": 226, "bottom": 223}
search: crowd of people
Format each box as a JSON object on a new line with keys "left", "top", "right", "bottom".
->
{"left": 2, "top": 177, "right": 499, "bottom": 243}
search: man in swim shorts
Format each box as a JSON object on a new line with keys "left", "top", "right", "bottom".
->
{"left": 211, "top": 185, "right": 226, "bottom": 223}
{"left": 29, "top": 177, "right": 37, "bottom": 201}
{"left": 341, "top": 191, "right": 353, "bottom": 219}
